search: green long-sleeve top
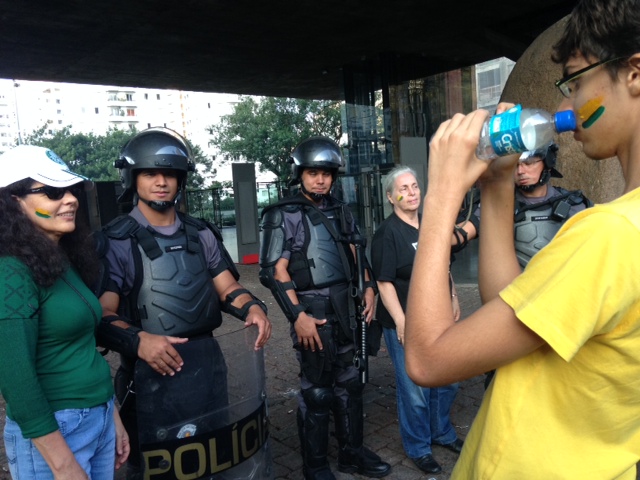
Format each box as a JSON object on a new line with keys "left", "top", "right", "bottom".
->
{"left": 0, "top": 256, "right": 114, "bottom": 438}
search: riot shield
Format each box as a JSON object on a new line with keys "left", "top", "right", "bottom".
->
{"left": 134, "top": 326, "right": 272, "bottom": 480}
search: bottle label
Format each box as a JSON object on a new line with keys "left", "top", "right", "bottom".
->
{"left": 489, "top": 105, "right": 527, "bottom": 156}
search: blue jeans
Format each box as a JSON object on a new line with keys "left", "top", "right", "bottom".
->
{"left": 4, "top": 398, "right": 116, "bottom": 480}
{"left": 383, "top": 328, "right": 458, "bottom": 459}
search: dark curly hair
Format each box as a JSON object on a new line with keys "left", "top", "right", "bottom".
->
{"left": 0, "top": 178, "right": 100, "bottom": 288}
{"left": 552, "top": 0, "right": 640, "bottom": 76}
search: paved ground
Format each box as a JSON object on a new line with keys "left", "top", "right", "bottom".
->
{"left": 0, "top": 264, "right": 485, "bottom": 480}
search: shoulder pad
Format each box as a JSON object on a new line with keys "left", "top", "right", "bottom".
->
{"left": 92, "top": 230, "right": 110, "bottom": 258}
{"left": 177, "top": 212, "right": 225, "bottom": 241}
{"left": 261, "top": 207, "right": 283, "bottom": 227}
{"left": 262, "top": 200, "right": 303, "bottom": 217}
{"left": 103, "top": 215, "right": 140, "bottom": 240}
{"left": 180, "top": 213, "right": 208, "bottom": 231}
{"left": 282, "top": 203, "right": 302, "bottom": 213}
{"left": 328, "top": 195, "right": 347, "bottom": 207}
{"left": 260, "top": 203, "right": 276, "bottom": 219}
{"left": 180, "top": 212, "right": 238, "bottom": 280}
{"left": 567, "top": 190, "right": 592, "bottom": 207}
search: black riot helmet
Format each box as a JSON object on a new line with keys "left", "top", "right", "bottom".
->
{"left": 289, "top": 136, "right": 343, "bottom": 188}
{"left": 517, "top": 143, "right": 561, "bottom": 193}
{"left": 114, "top": 127, "right": 196, "bottom": 210}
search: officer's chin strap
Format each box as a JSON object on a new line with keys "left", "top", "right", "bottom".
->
{"left": 135, "top": 192, "right": 182, "bottom": 212}
{"left": 300, "top": 183, "right": 329, "bottom": 203}
{"left": 516, "top": 169, "right": 551, "bottom": 193}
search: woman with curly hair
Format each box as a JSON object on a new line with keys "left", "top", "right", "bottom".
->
{"left": 0, "top": 145, "right": 129, "bottom": 480}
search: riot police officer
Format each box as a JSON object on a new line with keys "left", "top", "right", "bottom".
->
{"left": 259, "top": 137, "right": 391, "bottom": 479}
{"left": 458, "top": 143, "right": 592, "bottom": 268}
{"left": 512, "top": 143, "right": 593, "bottom": 266}
{"left": 96, "top": 127, "right": 272, "bottom": 479}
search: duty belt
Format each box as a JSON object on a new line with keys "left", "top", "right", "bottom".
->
{"left": 298, "top": 295, "right": 335, "bottom": 317}
{"left": 189, "top": 332, "right": 214, "bottom": 341}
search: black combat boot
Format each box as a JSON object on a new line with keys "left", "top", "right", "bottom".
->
{"left": 333, "top": 383, "right": 391, "bottom": 478}
{"left": 337, "top": 445, "right": 391, "bottom": 478}
{"left": 297, "top": 408, "right": 336, "bottom": 480}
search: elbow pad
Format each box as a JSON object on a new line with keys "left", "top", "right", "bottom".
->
{"left": 451, "top": 225, "right": 469, "bottom": 253}
{"left": 362, "top": 256, "right": 378, "bottom": 296}
{"left": 97, "top": 315, "right": 142, "bottom": 358}
{"left": 222, "top": 288, "right": 268, "bottom": 321}
{"left": 259, "top": 267, "right": 305, "bottom": 324}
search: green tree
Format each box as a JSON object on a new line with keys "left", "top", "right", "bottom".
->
{"left": 186, "top": 142, "right": 215, "bottom": 189}
{"left": 207, "top": 97, "right": 342, "bottom": 182}
{"left": 24, "top": 125, "right": 214, "bottom": 188}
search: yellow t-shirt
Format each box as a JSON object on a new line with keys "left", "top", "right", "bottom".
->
{"left": 452, "top": 188, "right": 640, "bottom": 480}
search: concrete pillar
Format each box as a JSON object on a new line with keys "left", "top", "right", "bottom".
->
{"left": 232, "top": 163, "right": 260, "bottom": 264}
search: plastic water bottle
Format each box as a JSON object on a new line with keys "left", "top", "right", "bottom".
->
{"left": 476, "top": 105, "right": 576, "bottom": 160}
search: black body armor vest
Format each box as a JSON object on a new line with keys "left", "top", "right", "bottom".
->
{"left": 285, "top": 201, "right": 353, "bottom": 291}
{"left": 135, "top": 229, "right": 222, "bottom": 336}
{"left": 514, "top": 203, "right": 564, "bottom": 267}
{"left": 514, "top": 189, "right": 591, "bottom": 267}
{"left": 103, "top": 215, "right": 223, "bottom": 337}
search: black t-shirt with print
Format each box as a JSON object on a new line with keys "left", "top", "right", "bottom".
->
{"left": 370, "top": 212, "right": 419, "bottom": 329}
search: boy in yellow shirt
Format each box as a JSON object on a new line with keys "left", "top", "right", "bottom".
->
{"left": 405, "top": 0, "right": 640, "bottom": 478}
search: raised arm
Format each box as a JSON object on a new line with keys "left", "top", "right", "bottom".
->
{"left": 404, "top": 108, "right": 544, "bottom": 387}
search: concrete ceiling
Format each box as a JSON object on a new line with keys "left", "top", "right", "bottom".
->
{"left": 0, "top": 1, "right": 576, "bottom": 100}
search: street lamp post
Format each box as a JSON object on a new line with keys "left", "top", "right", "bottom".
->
{"left": 13, "top": 81, "right": 22, "bottom": 145}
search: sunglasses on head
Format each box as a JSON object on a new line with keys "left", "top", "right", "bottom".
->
{"left": 23, "top": 184, "right": 84, "bottom": 200}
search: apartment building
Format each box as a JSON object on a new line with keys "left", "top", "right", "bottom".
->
{"left": 0, "top": 79, "right": 240, "bottom": 154}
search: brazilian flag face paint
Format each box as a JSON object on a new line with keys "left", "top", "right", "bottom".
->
{"left": 35, "top": 208, "right": 51, "bottom": 219}
{"left": 578, "top": 97, "right": 605, "bottom": 129}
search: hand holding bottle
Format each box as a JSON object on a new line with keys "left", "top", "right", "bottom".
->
{"left": 428, "top": 109, "right": 494, "bottom": 201}
{"left": 477, "top": 103, "right": 523, "bottom": 186}
{"left": 428, "top": 103, "right": 521, "bottom": 201}
{"left": 476, "top": 104, "right": 576, "bottom": 160}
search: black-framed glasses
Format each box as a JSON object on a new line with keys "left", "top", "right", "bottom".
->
{"left": 23, "top": 184, "right": 84, "bottom": 200}
{"left": 555, "top": 57, "right": 626, "bottom": 98}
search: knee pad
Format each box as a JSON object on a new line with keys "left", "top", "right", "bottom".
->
{"left": 339, "top": 377, "right": 364, "bottom": 397}
{"left": 303, "top": 387, "right": 334, "bottom": 411}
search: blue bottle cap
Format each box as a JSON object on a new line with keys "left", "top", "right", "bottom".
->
{"left": 553, "top": 110, "right": 577, "bottom": 133}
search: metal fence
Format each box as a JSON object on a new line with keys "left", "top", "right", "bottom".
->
{"left": 186, "top": 187, "right": 223, "bottom": 227}
{"left": 186, "top": 181, "right": 288, "bottom": 228}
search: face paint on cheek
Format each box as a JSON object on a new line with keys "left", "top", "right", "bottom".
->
{"left": 35, "top": 208, "right": 51, "bottom": 219}
{"left": 397, "top": 195, "right": 403, "bottom": 201}
{"left": 578, "top": 97, "right": 605, "bottom": 129}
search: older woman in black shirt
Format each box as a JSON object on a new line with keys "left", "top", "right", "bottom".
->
{"left": 371, "top": 166, "right": 467, "bottom": 474}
